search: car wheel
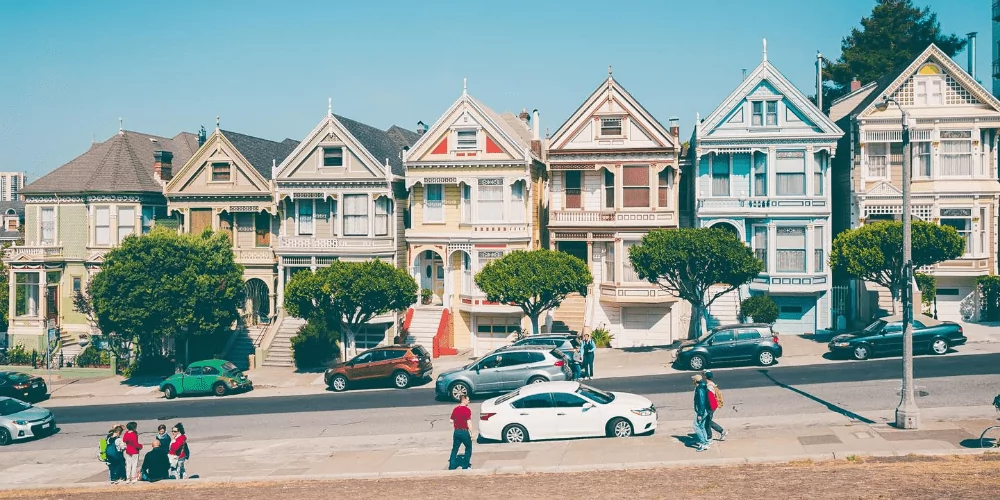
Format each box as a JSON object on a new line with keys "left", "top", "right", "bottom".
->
{"left": 608, "top": 417, "right": 634, "bottom": 438}
{"left": 212, "top": 382, "right": 228, "bottom": 397}
{"left": 392, "top": 371, "right": 411, "bottom": 389}
{"left": 329, "top": 375, "right": 348, "bottom": 392}
{"left": 852, "top": 344, "right": 871, "bottom": 361}
{"left": 163, "top": 385, "right": 177, "bottom": 400}
{"left": 688, "top": 354, "right": 706, "bottom": 371}
{"left": 528, "top": 376, "right": 547, "bottom": 385}
{"left": 0, "top": 428, "right": 10, "bottom": 446}
{"left": 502, "top": 424, "right": 528, "bottom": 443}
{"left": 930, "top": 338, "right": 949, "bottom": 355}
{"left": 757, "top": 350, "right": 775, "bottom": 366}
{"left": 449, "top": 382, "right": 470, "bottom": 402}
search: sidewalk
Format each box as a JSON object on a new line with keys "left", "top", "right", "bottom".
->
{"left": 1, "top": 406, "right": 996, "bottom": 490}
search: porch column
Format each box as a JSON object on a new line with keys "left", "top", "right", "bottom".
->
{"left": 7, "top": 268, "right": 14, "bottom": 327}
{"left": 38, "top": 269, "right": 47, "bottom": 321}
{"left": 443, "top": 265, "right": 453, "bottom": 308}
{"left": 276, "top": 262, "right": 285, "bottom": 311}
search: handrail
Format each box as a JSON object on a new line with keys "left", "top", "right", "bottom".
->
{"left": 259, "top": 309, "right": 285, "bottom": 351}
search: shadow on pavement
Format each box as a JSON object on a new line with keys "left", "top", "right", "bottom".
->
{"left": 671, "top": 433, "right": 702, "bottom": 449}
{"left": 621, "top": 343, "right": 679, "bottom": 354}
{"left": 757, "top": 369, "right": 876, "bottom": 424}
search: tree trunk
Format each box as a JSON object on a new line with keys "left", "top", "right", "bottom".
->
{"left": 340, "top": 325, "right": 354, "bottom": 362}
{"left": 687, "top": 303, "right": 706, "bottom": 340}
{"left": 529, "top": 313, "right": 540, "bottom": 335}
{"left": 890, "top": 288, "right": 899, "bottom": 315}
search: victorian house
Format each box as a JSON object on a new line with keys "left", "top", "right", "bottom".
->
{"left": 830, "top": 44, "right": 1000, "bottom": 323}
{"left": 688, "top": 44, "right": 844, "bottom": 335}
{"left": 403, "top": 83, "right": 545, "bottom": 355}
{"left": 546, "top": 71, "right": 684, "bottom": 347}
{"left": 3, "top": 128, "right": 198, "bottom": 355}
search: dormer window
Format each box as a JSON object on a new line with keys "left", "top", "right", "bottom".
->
{"left": 456, "top": 129, "right": 477, "bottom": 150}
{"left": 914, "top": 64, "right": 944, "bottom": 106}
{"left": 600, "top": 117, "right": 623, "bottom": 136}
{"left": 211, "top": 162, "right": 231, "bottom": 182}
{"left": 766, "top": 101, "right": 778, "bottom": 126}
{"left": 323, "top": 147, "right": 344, "bottom": 167}
{"left": 751, "top": 101, "right": 779, "bottom": 127}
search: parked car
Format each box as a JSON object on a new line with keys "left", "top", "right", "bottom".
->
{"left": 159, "top": 359, "right": 253, "bottom": 399}
{"left": 672, "top": 323, "right": 782, "bottom": 370}
{"left": 435, "top": 345, "right": 572, "bottom": 402}
{"left": 508, "top": 334, "right": 578, "bottom": 357}
{"left": 0, "top": 396, "right": 56, "bottom": 446}
{"left": 478, "top": 381, "right": 656, "bottom": 443}
{"left": 827, "top": 314, "right": 967, "bottom": 360}
{"left": 0, "top": 371, "right": 48, "bottom": 402}
{"left": 325, "top": 345, "right": 433, "bottom": 392}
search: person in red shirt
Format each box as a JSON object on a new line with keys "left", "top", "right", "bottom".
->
{"left": 448, "top": 394, "right": 473, "bottom": 470}
{"left": 168, "top": 422, "right": 189, "bottom": 479}
{"left": 121, "top": 421, "right": 143, "bottom": 483}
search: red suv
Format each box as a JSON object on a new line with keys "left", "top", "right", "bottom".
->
{"left": 325, "top": 345, "right": 433, "bottom": 392}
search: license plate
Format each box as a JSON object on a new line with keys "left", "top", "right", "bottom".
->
{"left": 42, "top": 422, "right": 51, "bottom": 429}
{"left": 32, "top": 383, "right": 39, "bottom": 388}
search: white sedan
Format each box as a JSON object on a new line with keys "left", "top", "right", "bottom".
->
{"left": 478, "top": 381, "right": 656, "bottom": 443}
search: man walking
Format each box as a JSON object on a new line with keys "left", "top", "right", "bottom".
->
{"left": 581, "top": 333, "right": 596, "bottom": 380}
{"left": 691, "top": 374, "right": 711, "bottom": 451}
{"left": 448, "top": 394, "right": 473, "bottom": 470}
{"left": 704, "top": 370, "right": 728, "bottom": 441}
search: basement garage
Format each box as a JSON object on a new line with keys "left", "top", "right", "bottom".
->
{"left": 619, "top": 306, "right": 673, "bottom": 347}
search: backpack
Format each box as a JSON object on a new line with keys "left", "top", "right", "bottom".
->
{"left": 712, "top": 384, "right": 725, "bottom": 407}
{"left": 105, "top": 436, "right": 122, "bottom": 460}
{"left": 707, "top": 388, "right": 720, "bottom": 411}
{"left": 98, "top": 437, "right": 108, "bottom": 462}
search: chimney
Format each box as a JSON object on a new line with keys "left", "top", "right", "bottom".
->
{"left": 850, "top": 77, "right": 861, "bottom": 92}
{"left": 416, "top": 120, "right": 427, "bottom": 136}
{"left": 197, "top": 126, "right": 207, "bottom": 147}
{"left": 518, "top": 108, "right": 530, "bottom": 127}
{"left": 967, "top": 32, "right": 978, "bottom": 80}
{"left": 531, "top": 109, "right": 540, "bottom": 141}
{"left": 816, "top": 51, "right": 823, "bottom": 111}
{"left": 153, "top": 150, "right": 174, "bottom": 182}
{"left": 668, "top": 116, "right": 680, "bottom": 138}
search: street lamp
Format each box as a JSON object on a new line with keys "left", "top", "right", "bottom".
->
{"left": 874, "top": 96, "right": 920, "bottom": 429}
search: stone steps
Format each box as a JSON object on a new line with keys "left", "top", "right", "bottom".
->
{"left": 262, "top": 317, "right": 306, "bottom": 368}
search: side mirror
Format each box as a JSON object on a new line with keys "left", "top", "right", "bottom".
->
{"left": 475, "top": 365, "right": 480, "bottom": 373}
{"left": 584, "top": 402, "right": 596, "bottom": 409}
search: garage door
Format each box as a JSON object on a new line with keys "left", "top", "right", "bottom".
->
{"left": 933, "top": 281, "right": 971, "bottom": 322}
{"left": 772, "top": 297, "right": 816, "bottom": 335}
{"left": 356, "top": 324, "right": 389, "bottom": 350}
{"left": 474, "top": 315, "right": 521, "bottom": 356}
{"left": 620, "top": 306, "right": 672, "bottom": 347}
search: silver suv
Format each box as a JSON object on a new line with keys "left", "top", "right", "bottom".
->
{"left": 435, "top": 345, "right": 572, "bottom": 402}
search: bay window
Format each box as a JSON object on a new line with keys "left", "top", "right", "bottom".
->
{"left": 95, "top": 206, "right": 111, "bottom": 245}
{"left": 622, "top": 241, "right": 640, "bottom": 282}
{"left": 939, "top": 208, "right": 972, "bottom": 255}
{"left": 374, "top": 197, "right": 390, "bottom": 236}
{"left": 657, "top": 168, "right": 673, "bottom": 208}
{"left": 775, "top": 151, "right": 806, "bottom": 196}
{"left": 15, "top": 273, "right": 39, "bottom": 317}
{"left": 40, "top": 207, "right": 55, "bottom": 246}
{"left": 297, "top": 201, "right": 313, "bottom": 235}
{"left": 753, "top": 153, "right": 767, "bottom": 196}
{"left": 711, "top": 154, "right": 730, "bottom": 196}
{"left": 813, "top": 153, "right": 825, "bottom": 195}
{"left": 776, "top": 226, "right": 806, "bottom": 273}
{"left": 866, "top": 143, "right": 889, "bottom": 178}
{"left": 478, "top": 179, "right": 504, "bottom": 222}
{"left": 424, "top": 184, "right": 444, "bottom": 222}
{"left": 460, "top": 184, "right": 471, "bottom": 224}
{"left": 814, "top": 226, "right": 825, "bottom": 272}
{"left": 117, "top": 206, "right": 135, "bottom": 243}
{"left": 604, "top": 242, "right": 615, "bottom": 282}
{"left": 343, "top": 194, "right": 368, "bottom": 236}
{"left": 622, "top": 165, "right": 650, "bottom": 208}
{"left": 939, "top": 131, "right": 972, "bottom": 177}
{"left": 753, "top": 226, "right": 768, "bottom": 272}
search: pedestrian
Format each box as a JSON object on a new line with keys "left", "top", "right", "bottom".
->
{"left": 703, "top": 370, "right": 728, "bottom": 441}
{"left": 448, "top": 394, "right": 473, "bottom": 470}
{"left": 581, "top": 333, "right": 596, "bottom": 380}
{"left": 691, "top": 374, "right": 711, "bottom": 451}
{"left": 168, "top": 423, "right": 189, "bottom": 479}
{"left": 570, "top": 343, "right": 583, "bottom": 381}
{"left": 155, "top": 424, "right": 171, "bottom": 450}
{"left": 101, "top": 425, "right": 125, "bottom": 484}
{"left": 141, "top": 439, "right": 171, "bottom": 482}
{"left": 122, "top": 421, "right": 143, "bottom": 483}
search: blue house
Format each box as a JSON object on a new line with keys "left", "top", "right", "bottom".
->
{"left": 686, "top": 42, "right": 844, "bottom": 334}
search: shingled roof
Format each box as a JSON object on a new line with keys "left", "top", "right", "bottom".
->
{"left": 220, "top": 130, "right": 300, "bottom": 180}
{"left": 337, "top": 116, "right": 419, "bottom": 177}
{"left": 23, "top": 130, "right": 199, "bottom": 195}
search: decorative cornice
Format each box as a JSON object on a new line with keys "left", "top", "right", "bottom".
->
{"left": 545, "top": 152, "right": 674, "bottom": 163}
{"left": 23, "top": 193, "right": 161, "bottom": 204}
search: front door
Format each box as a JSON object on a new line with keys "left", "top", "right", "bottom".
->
{"left": 433, "top": 259, "right": 445, "bottom": 300}
{"left": 45, "top": 285, "right": 59, "bottom": 323}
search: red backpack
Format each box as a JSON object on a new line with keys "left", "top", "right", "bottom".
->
{"left": 707, "top": 388, "right": 719, "bottom": 411}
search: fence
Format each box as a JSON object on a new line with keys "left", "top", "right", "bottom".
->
{"left": 830, "top": 285, "right": 851, "bottom": 330}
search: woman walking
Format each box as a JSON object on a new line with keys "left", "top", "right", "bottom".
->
{"left": 122, "top": 422, "right": 143, "bottom": 483}
{"left": 168, "top": 423, "right": 189, "bottom": 479}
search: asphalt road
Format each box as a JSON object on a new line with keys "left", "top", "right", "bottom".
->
{"left": 48, "top": 352, "right": 1000, "bottom": 425}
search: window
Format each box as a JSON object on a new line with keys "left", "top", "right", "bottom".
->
{"left": 95, "top": 206, "right": 111, "bottom": 245}
{"left": 511, "top": 393, "right": 553, "bottom": 409}
{"left": 776, "top": 226, "right": 806, "bottom": 272}
{"left": 353, "top": 351, "right": 374, "bottom": 364}
{"left": 775, "top": 151, "right": 806, "bottom": 196}
{"left": 460, "top": 184, "right": 471, "bottom": 224}
{"left": 600, "top": 117, "right": 622, "bottom": 136}
{"left": 814, "top": 226, "right": 824, "bottom": 272}
{"left": 910, "top": 141, "right": 931, "bottom": 177}
{"left": 766, "top": 101, "right": 778, "bottom": 126}
{"left": 15, "top": 273, "right": 39, "bottom": 317}
{"left": 914, "top": 75, "right": 944, "bottom": 106}
{"left": 72, "top": 277, "right": 82, "bottom": 293}
{"left": 939, "top": 131, "right": 972, "bottom": 177}
{"left": 622, "top": 165, "right": 649, "bottom": 208}
{"left": 751, "top": 102, "right": 763, "bottom": 126}
{"left": 603, "top": 169, "right": 615, "bottom": 208}
{"left": 456, "top": 129, "right": 477, "bottom": 150}
{"left": 343, "top": 194, "right": 369, "bottom": 236}
{"left": 40, "top": 207, "right": 55, "bottom": 246}
{"left": 712, "top": 331, "right": 735, "bottom": 343}
{"left": 552, "top": 392, "right": 588, "bottom": 408}
{"left": 141, "top": 206, "right": 154, "bottom": 234}
{"left": 939, "top": 208, "right": 972, "bottom": 255}
{"left": 323, "top": 147, "right": 343, "bottom": 167}
{"left": 255, "top": 212, "right": 270, "bottom": 247}
{"left": 6, "top": 218, "right": 16, "bottom": 231}
{"left": 211, "top": 162, "right": 231, "bottom": 182}
{"left": 866, "top": 143, "right": 889, "bottom": 178}
{"left": 374, "top": 197, "right": 390, "bottom": 236}
{"left": 780, "top": 305, "right": 803, "bottom": 314}
{"left": 753, "top": 226, "right": 768, "bottom": 272}
{"left": 711, "top": 154, "right": 730, "bottom": 196}
{"left": 813, "top": 157, "right": 824, "bottom": 196}
{"left": 753, "top": 153, "right": 767, "bottom": 196}
{"left": 578, "top": 386, "right": 614, "bottom": 404}
{"left": 478, "top": 179, "right": 504, "bottom": 222}
{"left": 937, "top": 288, "right": 960, "bottom": 296}
{"left": 510, "top": 181, "right": 525, "bottom": 222}
{"left": 297, "top": 200, "right": 313, "bottom": 235}
{"left": 622, "top": 241, "right": 640, "bottom": 282}
{"left": 500, "top": 351, "right": 535, "bottom": 367}
{"left": 117, "top": 206, "right": 135, "bottom": 243}
{"left": 477, "top": 251, "right": 504, "bottom": 272}
{"left": 202, "top": 366, "right": 220, "bottom": 375}
{"left": 564, "top": 171, "right": 582, "bottom": 209}
{"left": 604, "top": 241, "right": 615, "bottom": 282}
{"left": 737, "top": 330, "right": 763, "bottom": 341}
{"left": 657, "top": 168, "right": 673, "bottom": 208}
{"left": 424, "top": 184, "right": 444, "bottom": 222}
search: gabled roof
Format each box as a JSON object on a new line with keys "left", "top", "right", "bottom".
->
{"left": 219, "top": 130, "right": 299, "bottom": 180}
{"left": 698, "top": 57, "right": 842, "bottom": 138}
{"left": 23, "top": 130, "right": 199, "bottom": 195}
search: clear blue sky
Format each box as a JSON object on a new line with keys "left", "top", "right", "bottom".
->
{"left": 0, "top": 0, "right": 989, "bottom": 181}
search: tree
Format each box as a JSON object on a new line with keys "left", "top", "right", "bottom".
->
{"left": 283, "top": 259, "right": 418, "bottom": 361}
{"left": 0, "top": 243, "right": 10, "bottom": 328}
{"left": 739, "top": 294, "right": 779, "bottom": 324}
{"left": 830, "top": 220, "right": 964, "bottom": 314}
{"left": 629, "top": 228, "right": 764, "bottom": 340}
{"left": 822, "top": 0, "right": 966, "bottom": 107}
{"left": 474, "top": 249, "right": 592, "bottom": 335}
{"left": 78, "top": 227, "right": 244, "bottom": 367}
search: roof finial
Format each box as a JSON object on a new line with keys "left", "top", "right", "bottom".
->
{"left": 608, "top": 64, "right": 612, "bottom": 78}
{"left": 118, "top": 117, "right": 123, "bottom": 134}
{"left": 216, "top": 116, "right": 220, "bottom": 131}
{"left": 463, "top": 77, "right": 467, "bottom": 95}
{"left": 327, "top": 97, "right": 332, "bottom": 117}
{"left": 762, "top": 38, "right": 768, "bottom": 62}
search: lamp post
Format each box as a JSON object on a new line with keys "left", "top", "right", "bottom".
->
{"left": 874, "top": 96, "right": 920, "bottom": 429}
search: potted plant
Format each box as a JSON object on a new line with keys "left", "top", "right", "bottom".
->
{"left": 420, "top": 288, "right": 433, "bottom": 305}
{"left": 590, "top": 326, "right": 614, "bottom": 348}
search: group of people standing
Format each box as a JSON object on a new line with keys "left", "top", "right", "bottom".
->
{"left": 99, "top": 422, "right": 190, "bottom": 483}
{"left": 691, "top": 371, "right": 728, "bottom": 452}
{"left": 569, "top": 333, "right": 596, "bottom": 381}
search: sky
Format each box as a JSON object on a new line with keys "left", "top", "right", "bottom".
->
{"left": 0, "top": 0, "right": 990, "bottom": 181}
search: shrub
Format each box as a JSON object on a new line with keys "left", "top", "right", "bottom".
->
{"left": 590, "top": 326, "right": 614, "bottom": 348}
{"left": 3, "top": 344, "right": 33, "bottom": 365}
{"left": 120, "top": 354, "right": 175, "bottom": 378}
{"left": 74, "top": 345, "right": 111, "bottom": 368}
{"left": 977, "top": 275, "right": 1000, "bottom": 321}
{"left": 420, "top": 288, "right": 433, "bottom": 305}
{"left": 739, "top": 294, "right": 779, "bottom": 324}
{"left": 914, "top": 272, "right": 936, "bottom": 310}
{"left": 291, "top": 320, "right": 340, "bottom": 370}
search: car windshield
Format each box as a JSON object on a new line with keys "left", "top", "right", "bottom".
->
{"left": 864, "top": 320, "right": 886, "bottom": 334}
{"left": 495, "top": 389, "right": 521, "bottom": 404}
{"left": 577, "top": 384, "right": 615, "bottom": 404}
{"left": 6, "top": 373, "right": 31, "bottom": 382}
{"left": 0, "top": 398, "right": 31, "bottom": 416}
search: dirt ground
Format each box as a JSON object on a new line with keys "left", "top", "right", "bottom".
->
{"left": 4, "top": 455, "right": 999, "bottom": 500}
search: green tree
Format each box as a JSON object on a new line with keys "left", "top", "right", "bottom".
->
{"left": 0, "top": 242, "right": 10, "bottom": 328}
{"left": 77, "top": 227, "right": 244, "bottom": 366}
{"left": 739, "top": 294, "right": 779, "bottom": 324}
{"left": 629, "top": 228, "right": 764, "bottom": 340}
{"left": 822, "top": 0, "right": 966, "bottom": 107}
{"left": 474, "top": 249, "right": 593, "bottom": 335}
{"left": 283, "top": 259, "right": 418, "bottom": 361}
{"left": 830, "top": 220, "right": 964, "bottom": 314}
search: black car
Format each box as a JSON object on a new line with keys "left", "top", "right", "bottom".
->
{"left": 672, "top": 324, "right": 782, "bottom": 370}
{"left": 0, "top": 372, "right": 48, "bottom": 402}
{"left": 827, "top": 315, "right": 967, "bottom": 360}
{"left": 507, "top": 334, "right": 578, "bottom": 358}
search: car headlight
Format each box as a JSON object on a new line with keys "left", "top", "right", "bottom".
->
{"left": 631, "top": 408, "right": 654, "bottom": 416}
{"left": 679, "top": 346, "right": 692, "bottom": 352}
{"left": 833, "top": 342, "right": 850, "bottom": 347}
{"left": 228, "top": 379, "right": 239, "bottom": 387}
{"left": 13, "top": 420, "right": 27, "bottom": 426}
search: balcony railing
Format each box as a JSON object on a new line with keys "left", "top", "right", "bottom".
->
{"left": 550, "top": 210, "right": 674, "bottom": 226}
{"left": 276, "top": 236, "right": 392, "bottom": 251}
{"left": 4, "top": 245, "right": 63, "bottom": 259}
{"left": 697, "top": 198, "right": 825, "bottom": 211}
{"left": 235, "top": 248, "right": 275, "bottom": 263}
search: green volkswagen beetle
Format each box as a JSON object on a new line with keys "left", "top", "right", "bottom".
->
{"left": 159, "top": 360, "right": 253, "bottom": 399}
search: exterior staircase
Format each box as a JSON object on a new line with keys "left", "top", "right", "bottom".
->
{"left": 550, "top": 293, "right": 586, "bottom": 335}
{"left": 408, "top": 306, "right": 444, "bottom": 351}
{"left": 706, "top": 285, "right": 741, "bottom": 330}
{"left": 224, "top": 326, "right": 261, "bottom": 370}
{"left": 59, "top": 331, "right": 82, "bottom": 366}
{"left": 867, "top": 282, "right": 896, "bottom": 316}
{"left": 262, "top": 317, "right": 306, "bottom": 368}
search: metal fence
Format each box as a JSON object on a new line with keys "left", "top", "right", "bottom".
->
{"left": 0, "top": 331, "right": 7, "bottom": 350}
{"left": 830, "top": 285, "right": 851, "bottom": 330}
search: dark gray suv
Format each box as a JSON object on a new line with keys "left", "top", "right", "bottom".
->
{"left": 672, "top": 324, "right": 782, "bottom": 370}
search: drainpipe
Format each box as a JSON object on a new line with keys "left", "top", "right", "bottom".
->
{"left": 816, "top": 51, "right": 823, "bottom": 111}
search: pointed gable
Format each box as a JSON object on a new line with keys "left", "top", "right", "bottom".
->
{"left": 166, "top": 130, "right": 296, "bottom": 195}
{"left": 549, "top": 75, "right": 676, "bottom": 151}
